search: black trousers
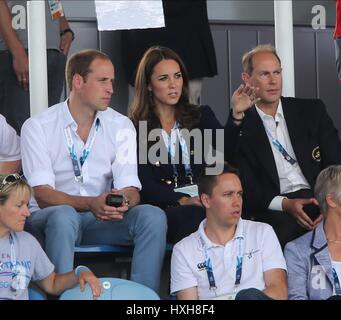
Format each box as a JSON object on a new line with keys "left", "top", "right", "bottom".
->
{"left": 254, "top": 189, "right": 320, "bottom": 248}
{"left": 165, "top": 205, "right": 206, "bottom": 244}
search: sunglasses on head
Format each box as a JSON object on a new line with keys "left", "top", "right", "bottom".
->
{"left": 0, "top": 174, "right": 21, "bottom": 191}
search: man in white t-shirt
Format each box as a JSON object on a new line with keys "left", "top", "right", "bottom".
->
{"left": 171, "top": 164, "right": 287, "bottom": 300}
{"left": 0, "top": 114, "right": 20, "bottom": 174}
{"left": 21, "top": 49, "right": 167, "bottom": 293}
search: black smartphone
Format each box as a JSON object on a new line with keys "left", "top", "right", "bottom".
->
{"left": 105, "top": 194, "right": 124, "bottom": 207}
{"left": 303, "top": 203, "right": 320, "bottom": 220}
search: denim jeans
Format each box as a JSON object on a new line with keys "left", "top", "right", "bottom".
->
{"left": 25, "top": 204, "right": 167, "bottom": 293}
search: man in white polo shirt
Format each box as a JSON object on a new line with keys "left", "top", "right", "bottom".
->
{"left": 20, "top": 49, "right": 167, "bottom": 293}
{"left": 0, "top": 114, "right": 21, "bottom": 174}
{"left": 171, "top": 164, "right": 287, "bottom": 300}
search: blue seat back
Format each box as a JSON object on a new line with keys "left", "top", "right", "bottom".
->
{"left": 59, "top": 277, "right": 160, "bottom": 300}
{"left": 74, "top": 244, "right": 131, "bottom": 253}
{"left": 28, "top": 287, "right": 46, "bottom": 300}
{"left": 75, "top": 244, "right": 173, "bottom": 253}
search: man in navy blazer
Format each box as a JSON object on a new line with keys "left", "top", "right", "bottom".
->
{"left": 234, "top": 44, "right": 341, "bottom": 247}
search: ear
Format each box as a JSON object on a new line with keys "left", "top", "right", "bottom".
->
{"left": 200, "top": 193, "right": 210, "bottom": 209}
{"left": 147, "top": 84, "right": 152, "bottom": 92}
{"left": 326, "top": 194, "right": 337, "bottom": 208}
{"left": 72, "top": 74, "right": 83, "bottom": 90}
{"left": 242, "top": 72, "right": 251, "bottom": 85}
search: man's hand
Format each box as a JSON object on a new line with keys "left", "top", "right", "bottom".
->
{"left": 282, "top": 198, "right": 322, "bottom": 230}
{"left": 13, "top": 48, "right": 29, "bottom": 91}
{"left": 59, "top": 31, "right": 73, "bottom": 55}
{"left": 231, "top": 84, "right": 259, "bottom": 120}
{"left": 88, "top": 192, "right": 127, "bottom": 221}
{"left": 178, "top": 196, "right": 202, "bottom": 206}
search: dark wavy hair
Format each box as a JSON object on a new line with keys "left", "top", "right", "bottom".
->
{"left": 129, "top": 46, "right": 200, "bottom": 131}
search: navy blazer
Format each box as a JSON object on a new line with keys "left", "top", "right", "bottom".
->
{"left": 137, "top": 105, "right": 240, "bottom": 209}
{"left": 235, "top": 97, "right": 341, "bottom": 217}
{"left": 284, "top": 222, "right": 334, "bottom": 300}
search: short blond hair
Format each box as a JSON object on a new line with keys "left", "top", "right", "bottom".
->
{"left": 242, "top": 44, "right": 281, "bottom": 75}
{"left": 0, "top": 174, "right": 32, "bottom": 204}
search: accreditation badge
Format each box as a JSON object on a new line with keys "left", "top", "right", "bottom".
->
{"left": 211, "top": 292, "right": 237, "bottom": 300}
{"left": 48, "top": 0, "right": 64, "bottom": 20}
{"left": 174, "top": 184, "right": 199, "bottom": 197}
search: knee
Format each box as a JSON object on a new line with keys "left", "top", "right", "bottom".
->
{"left": 134, "top": 205, "right": 167, "bottom": 233}
{"left": 46, "top": 205, "right": 79, "bottom": 229}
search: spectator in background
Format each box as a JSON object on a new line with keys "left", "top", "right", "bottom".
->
{"left": 21, "top": 49, "right": 167, "bottom": 294}
{"left": 121, "top": 0, "right": 217, "bottom": 105}
{"left": 171, "top": 164, "right": 287, "bottom": 300}
{"left": 0, "top": 0, "right": 74, "bottom": 134}
{"left": 335, "top": 0, "right": 341, "bottom": 82}
{"left": 285, "top": 165, "right": 341, "bottom": 300}
{"left": 0, "top": 174, "right": 101, "bottom": 300}
{"left": 0, "top": 114, "right": 20, "bottom": 174}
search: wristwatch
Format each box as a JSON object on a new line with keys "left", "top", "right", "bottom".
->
{"left": 60, "top": 28, "right": 75, "bottom": 41}
{"left": 230, "top": 109, "right": 245, "bottom": 122}
{"left": 123, "top": 194, "right": 130, "bottom": 208}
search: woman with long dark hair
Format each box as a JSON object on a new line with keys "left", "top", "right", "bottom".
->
{"left": 130, "top": 46, "right": 256, "bottom": 244}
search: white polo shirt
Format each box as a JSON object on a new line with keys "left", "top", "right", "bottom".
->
{"left": 21, "top": 100, "right": 141, "bottom": 212}
{"left": 171, "top": 218, "right": 286, "bottom": 300}
{"left": 0, "top": 114, "right": 20, "bottom": 161}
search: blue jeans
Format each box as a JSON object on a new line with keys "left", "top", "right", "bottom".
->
{"left": 25, "top": 204, "right": 167, "bottom": 293}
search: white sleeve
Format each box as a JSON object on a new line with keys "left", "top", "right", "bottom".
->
{"left": 268, "top": 196, "right": 286, "bottom": 211}
{"left": 0, "top": 114, "right": 20, "bottom": 161}
{"left": 21, "top": 118, "right": 56, "bottom": 188}
{"left": 170, "top": 243, "right": 198, "bottom": 294}
{"left": 111, "top": 118, "right": 141, "bottom": 190}
{"left": 261, "top": 224, "right": 287, "bottom": 272}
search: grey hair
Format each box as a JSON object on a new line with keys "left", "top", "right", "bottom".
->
{"left": 314, "top": 165, "right": 341, "bottom": 215}
{"left": 242, "top": 44, "right": 281, "bottom": 75}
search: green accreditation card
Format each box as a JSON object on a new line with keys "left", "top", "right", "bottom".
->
{"left": 48, "top": 0, "right": 64, "bottom": 20}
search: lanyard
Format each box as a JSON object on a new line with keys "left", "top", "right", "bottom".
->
{"left": 332, "top": 267, "right": 341, "bottom": 295}
{"left": 263, "top": 123, "right": 297, "bottom": 166}
{"left": 199, "top": 235, "right": 244, "bottom": 293}
{"left": 64, "top": 118, "right": 100, "bottom": 183}
{"left": 0, "top": 235, "right": 17, "bottom": 274}
{"left": 162, "top": 122, "right": 193, "bottom": 187}
{"left": 9, "top": 233, "right": 19, "bottom": 295}
{"left": 9, "top": 234, "right": 17, "bottom": 274}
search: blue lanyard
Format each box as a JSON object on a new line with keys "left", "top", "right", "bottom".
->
{"left": 9, "top": 234, "right": 16, "bottom": 274}
{"left": 9, "top": 234, "right": 19, "bottom": 295}
{"left": 264, "top": 124, "right": 297, "bottom": 166}
{"left": 199, "top": 235, "right": 244, "bottom": 292}
{"left": 332, "top": 267, "right": 341, "bottom": 295}
{"left": 64, "top": 118, "right": 100, "bottom": 183}
{"left": 0, "top": 235, "right": 17, "bottom": 274}
{"left": 164, "top": 122, "right": 193, "bottom": 187}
